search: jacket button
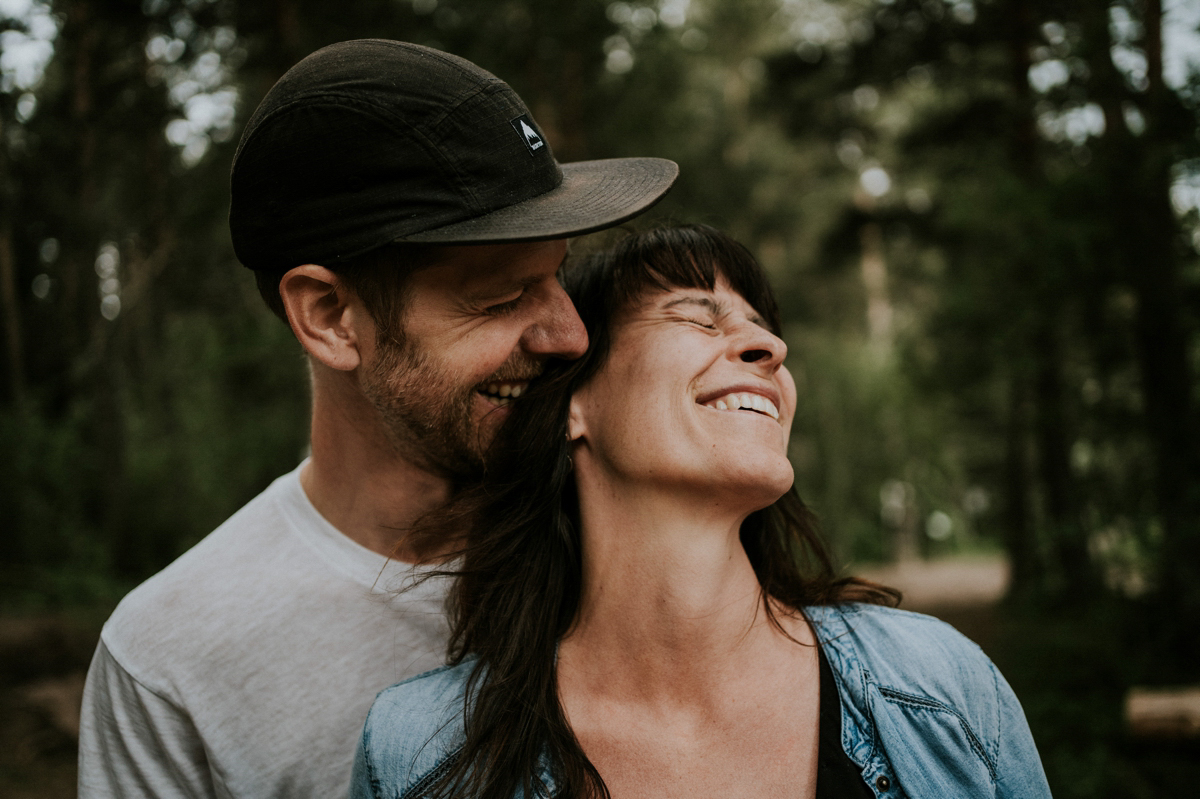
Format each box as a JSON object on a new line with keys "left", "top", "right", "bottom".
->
{"left": 875, "top": 775, "right": 891, "bottom": 791}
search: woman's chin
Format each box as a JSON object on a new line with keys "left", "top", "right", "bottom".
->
{"left": 699, "top": 459, "right": 794, "bottom": 508}
{"left": 578, "top": 451, "right": 794, "bottom": 509}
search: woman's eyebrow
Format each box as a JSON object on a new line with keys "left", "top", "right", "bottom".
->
{"left": 663, "top": 296, "right": 725, "bottom": 315}
{"left": 663, "top": 295, "right": 768, "bottom": 328}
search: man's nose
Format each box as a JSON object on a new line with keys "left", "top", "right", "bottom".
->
{"left": 521, "top": 281, "right": 588, "bottom": 359}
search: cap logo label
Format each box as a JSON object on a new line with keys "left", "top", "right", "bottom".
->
{"left": 510, "top": 115, "right": 545, "bottom": 155}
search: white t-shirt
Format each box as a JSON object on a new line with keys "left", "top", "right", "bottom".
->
{"left": 78, "top": 462, "right": 451, "bottom": 798}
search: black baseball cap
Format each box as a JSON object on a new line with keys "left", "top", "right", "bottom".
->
{"left": 230, "top": 39, "right": 679, "bottom": 271}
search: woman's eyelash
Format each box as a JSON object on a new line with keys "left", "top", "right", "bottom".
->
{"left": 686, "top": 318, "right": 717, "bottom": 330}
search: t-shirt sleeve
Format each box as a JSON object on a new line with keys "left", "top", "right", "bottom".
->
{"left": 78, "top": 639, "right": 218, "bottom": 799}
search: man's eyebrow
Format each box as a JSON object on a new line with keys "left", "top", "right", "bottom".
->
{"left": 473, "top": 263, "right": 562, "bottom": 302}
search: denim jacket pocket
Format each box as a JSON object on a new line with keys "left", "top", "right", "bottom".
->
{"left": 869, "top": 682, "right": 999, "bottom": 798}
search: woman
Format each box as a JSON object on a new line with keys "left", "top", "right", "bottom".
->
{"left": 350, "top": 226, "right": 1050, "bottom": 799}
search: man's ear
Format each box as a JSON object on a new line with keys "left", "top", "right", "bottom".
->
{"left": 278, "top": 265, "right": 369, "bottom": 371}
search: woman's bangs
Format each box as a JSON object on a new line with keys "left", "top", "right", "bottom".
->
{"left": 611, "top": 227, "right": 782, "bottom": 335}
{"left": 610, "top": 228, "right": 717, "bottom": 310}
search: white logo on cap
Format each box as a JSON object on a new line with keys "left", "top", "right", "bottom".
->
{"left": 519, "top": 119, "right": 544, "bottom": 151}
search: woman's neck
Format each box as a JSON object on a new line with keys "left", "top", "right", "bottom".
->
{"left": 558, "top": 481, "right": 809, "bottom": 708}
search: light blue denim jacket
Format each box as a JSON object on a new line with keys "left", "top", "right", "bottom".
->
{"left": 350, "top": 604, "right": 1052, "bottom": 798}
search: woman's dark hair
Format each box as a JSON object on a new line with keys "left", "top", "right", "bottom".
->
{"left": 415, "top": 225, "right": 898, "bottom": 799}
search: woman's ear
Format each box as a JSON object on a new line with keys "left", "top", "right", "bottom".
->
{"left": 567, "top": 392, "right": 588, "bottom": 442}
{"left": 278, "top": 265, "right": 369, "bottom": 372}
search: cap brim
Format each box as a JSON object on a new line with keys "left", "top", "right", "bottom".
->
{"left": 398, "top": 157, "right": 679, "bottom": 244}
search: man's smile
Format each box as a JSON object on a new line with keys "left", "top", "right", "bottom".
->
{"left": 477, "top": 380, "right": 531, "bottom": 407}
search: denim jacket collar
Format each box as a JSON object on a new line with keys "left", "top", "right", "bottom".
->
{"left": 352, "top": 604, "right": 1051, "bottom": 799}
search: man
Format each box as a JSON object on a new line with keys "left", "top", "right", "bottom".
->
{"left": 78, "top": 39, "right": 676, "bottom": 798}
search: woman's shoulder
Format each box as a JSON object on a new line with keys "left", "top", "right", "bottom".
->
{"left": 805, "top": 602, "right": 1001, "bottom": 719}
{"left": 807, "top": 602, "right": 989, "bottom": 663}
{"left": 355, "top": 659, "right": 475, "bottom": 797}
{"left": 367, "top": 657, "right": 474, "bottom": 727}
{"left": 803, "top": 603, "right": 1050, "bottom": 796}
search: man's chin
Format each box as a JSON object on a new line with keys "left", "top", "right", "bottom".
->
{"left": 378, "top": 412, "right": 487, "bottom": 481}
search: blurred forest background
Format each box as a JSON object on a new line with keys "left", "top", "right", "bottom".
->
{"left": 1, "top": 0, "right": 1199, "bottom": 795}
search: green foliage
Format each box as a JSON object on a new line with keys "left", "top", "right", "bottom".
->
{"left": 0, "top": 1, "right": 1197, "bottom": 670}
{"left": 789, "top": 328, "right": 982, "bottom": 565}
{"left": 109, "top": 300, "right": 309, "bottom": 578}
{"left": 764, "top": 0, "right": 1200, "bottom": 619}
{"left": 0, "top": 400, "right": 104, "bottom": 574}
{"left": 0, "top": 6, "right": 1195, "bottom": 793}
{"left": 991, "top": 602, "right": 1198, "bottom": 798}
{"left": 0, "top": 288, "right": 307, "bottom": 604}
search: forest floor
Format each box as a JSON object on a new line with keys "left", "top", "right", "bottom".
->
{"left": 0, "top": 607, "right": 106, "bottom": 799}
{"left": 0, "top": 554, "right": 1193, "bottom": 798}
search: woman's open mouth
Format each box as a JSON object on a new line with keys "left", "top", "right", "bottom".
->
{"left": 700, "top": 391, "right": 780, "bottom": 421}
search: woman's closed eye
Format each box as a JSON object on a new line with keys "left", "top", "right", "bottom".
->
{"left": 665, "top": 295, "right": 724, "bottom": 331}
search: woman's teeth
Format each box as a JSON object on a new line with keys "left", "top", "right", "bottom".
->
{"left": 703, "top": 392, "right": 780, "bottom": 420}
{"left": 480, "top": 382, "right": 527, "bottom": 406}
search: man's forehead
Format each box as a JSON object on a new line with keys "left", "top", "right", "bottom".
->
{"left": 414, "top": 240, "right": 569, "bottom": 292}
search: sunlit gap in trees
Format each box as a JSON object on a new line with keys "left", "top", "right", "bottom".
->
{"left": 878, "top": 478, "right": 980, "bottom": 560}
{"left": 26, "top": 238, "right": 120, "bottom": 322}
{"left": 25, "top": 239, "right": 121, "bottom": 322}
{"left": 1029, "top": 3, "right": 1200, "bottom": 231}
{"left": 94, "top": 243, "right": 121, "bottom": 322}
{"left": 783, "top": 0, "right": 956, "bottom": 275}
{"left": 29, "top": 237, "right": 56, "bottom": 301}
{"left": 143, "top": 1, "right": 241, "bottom": 169}
{"left": 603, "top": 0, "right": 694, "bottom": 75}
{"left": 0, "top": 0, "right": 58, "bottom": 124}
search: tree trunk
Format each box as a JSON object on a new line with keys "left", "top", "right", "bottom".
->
{"left": 1129, "top": 0, "right": 1200, "bottom": 649}
{"left": 1004, "top": 376, "right": 1040, "bottom": 598}
{"left": 0, "top": 220, "right": 23, "bottom": 403}
{"left": 1033, "top": 323, "right": 1090, "bottom": 595}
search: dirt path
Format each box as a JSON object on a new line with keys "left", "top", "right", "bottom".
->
{"left": 853, "top": 553, "right": 1010, "bottom": 653}
{"left": 853, "top": 553, "right": 1009, "bottom": 610}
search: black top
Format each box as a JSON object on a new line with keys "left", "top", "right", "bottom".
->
{"left": 815, "top": 643, "right": 876, "bottom": 799}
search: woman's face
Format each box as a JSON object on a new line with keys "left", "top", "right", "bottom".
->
{"left": 568, "top": 275, "right": 797, "bottom": 505}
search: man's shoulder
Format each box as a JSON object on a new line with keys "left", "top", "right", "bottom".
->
{"left": 100, "top": 469, "right": 300, "bottom": 688}
{"left": 359, "top": 660, "right": 474, "bottom": 791}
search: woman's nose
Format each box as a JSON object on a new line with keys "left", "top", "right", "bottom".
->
{"left": 735, "top": 325, "right": 787, "bottom": 370}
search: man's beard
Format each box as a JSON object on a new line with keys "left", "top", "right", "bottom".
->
{"left": 360, "top": 334, "right": 539, "bottom": 480}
